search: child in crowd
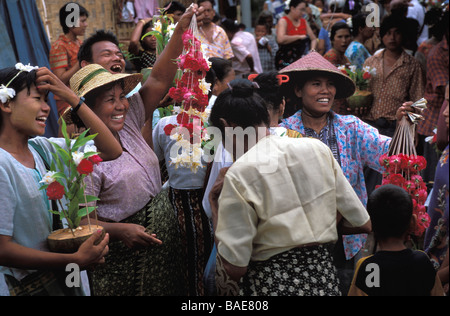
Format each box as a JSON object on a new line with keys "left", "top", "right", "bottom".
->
{"left": 348, "top": 184, "right": 445, "bottom": 296}
{"left": 129, "top": 19, "right": 158, "bottom": 72}
{"left": 254, "top": 22, "right": 278, "bottom": 73}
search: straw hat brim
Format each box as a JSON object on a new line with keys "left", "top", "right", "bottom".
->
{"left": 279, "top": 53, "right": 356, "bottom": 99}
{"left": 70, "top": 64, "right": 143, "bottom": 99}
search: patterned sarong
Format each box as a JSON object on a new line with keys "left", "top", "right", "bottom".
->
{"left": 217, "top": 245, "right": 341, "bottom": 296}
{"left": 169, "top": 187, "right": 213, "bottom": 296}
{"left": 88, "top": 188, "right": 186, "bottom": 296}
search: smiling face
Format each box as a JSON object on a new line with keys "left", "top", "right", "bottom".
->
{"left": 295, "top": 75, "right": 336, "bottom": 116}
{"left": 89, "top": 41, "right": 126, "bottom": 74}
{"left": 89, "top": 83, "right": 129, "bottom": 133}
{"left": 5, "top": 84, "right": 50, "bottom": 136}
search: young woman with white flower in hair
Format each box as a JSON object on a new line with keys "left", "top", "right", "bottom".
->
{"left": 0, "top": 64, "right": 122, "bottom": 296}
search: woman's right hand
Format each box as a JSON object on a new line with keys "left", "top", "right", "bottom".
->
{"left": 35, "top": 67, "right": 79, "bottom": 108}
{"left": 118, "top": 223, "right": 162, "bottom": 249}
{"left": 74, "top": 229, "right": 109, "bottom": 270}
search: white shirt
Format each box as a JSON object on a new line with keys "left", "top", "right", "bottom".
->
{"left": 215, "top": 136, "right": 370, "bottom": 267}
{"left": 230, "top": 31, "right": 263, "bottom": 75}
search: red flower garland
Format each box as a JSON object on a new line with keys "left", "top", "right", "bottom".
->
{"left": 378, "top": 153, "right": 430, "bottom": 236}
{"left": 163, "top": 27, "right": 211, "bottom": 173}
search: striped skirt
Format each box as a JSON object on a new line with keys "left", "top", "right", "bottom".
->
{"left": 169, "top": 187, "right": 214, "bottom": 296}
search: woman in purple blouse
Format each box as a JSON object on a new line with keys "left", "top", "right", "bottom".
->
{"left": 68, "top": 5, "right": 205, "bottom": 296}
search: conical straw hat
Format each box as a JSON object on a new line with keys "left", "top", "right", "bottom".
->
{"left": 279, "top": 52, "right": 355, "bottom": 99}
{"left": 70, "top": 64, "right": 143, "bottom": 98}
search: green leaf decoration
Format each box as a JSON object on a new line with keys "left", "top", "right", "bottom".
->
{"left": 38, "top": 118, "right": 102, "bottom": 231}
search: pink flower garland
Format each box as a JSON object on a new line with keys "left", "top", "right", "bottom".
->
{"left": 378, "top": 153, "right": 430, "bottom": 236}
{"left": 164, "top": 29, "right": 211, "bottom": 172}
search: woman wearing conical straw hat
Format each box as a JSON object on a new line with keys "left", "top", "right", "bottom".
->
{"left": 67, "top": 5, "right": 204, "bottom": 296}
{"left": 279, "top": 51, "right": 415, "bottom": 293}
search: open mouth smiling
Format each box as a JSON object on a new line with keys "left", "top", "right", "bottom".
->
{"left": 110, "top": 64, "right": 123, "bottom": 73}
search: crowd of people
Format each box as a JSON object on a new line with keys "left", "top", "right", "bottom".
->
{"left": 0, "top": 0, "right": 448, "bottom": 297}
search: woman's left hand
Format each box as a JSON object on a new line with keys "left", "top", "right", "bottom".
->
{"left": 35, "top": 67, "right": 79, "bottom": 107}
{"left": 396, "top": 101, "right": 414, "bottom": 121}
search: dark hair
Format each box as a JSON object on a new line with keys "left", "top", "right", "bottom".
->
{"left": 220, "top": 18, "right": 240, "bottom": 34}
{"left": 0, "top": 67, "right": 38, "bottom": 99}
{"left": 427, "top": 8, "right": 449, "bottom": 41}
{"left": 164, "top": 1, "right": 186, "bottom": 14}
{"left": 197, "top": 0, "right": 215, "bottom": 6}
{"left": 78, "top": 30, "right": 121, "bottom": 66}
{"left": 379, "top": 13, "right": 407, "bottom": 42}
{"left": 285, "top": 0, "right": 306, "bottom": 13}
{"left": 209, "top": 79, "right": 270, "bottom": 136}
{"left": 257, "top": 11, "right": 274, "bottom": 32}
{"left": 255, "top": 20, "right": 271, "bottom": 33}
{"left": 367, "top": 184, "right": 413, "bottom": 240}
{"left": 205, "top": 65, "right": 217, "bottom": 98}
{"left": 330, "top": 21, "right": 351, "bottom": 41}
{"left": 253, "top": 72, "right": 283, "bottom": 112}
{"left": 209, "top": 57, "right": 233, "bottom": 82}
{"left": 351, "top": 13, "right": 368, "bottom": 37}
{"left": 59, "top": 2, "right": 89, "bottom": 34}
{"left": 0, "top": 67, "right": 38, "bottom": 129}
{"left": 403, "top": 18, "right": 420, "bottom": 53}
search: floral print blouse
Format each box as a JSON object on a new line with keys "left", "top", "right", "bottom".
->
{"left": 281, "top": 111, "right": 392, "bottom": 259}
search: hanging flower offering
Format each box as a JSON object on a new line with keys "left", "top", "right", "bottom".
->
{"left": 164, "top": 12, "right": 211, "bottom": 173}
{"left": 378, "top": 153, "right": 430, "bottom": 236}
{"left": 377, "top": 109, "right": 431, "bottom": 237}
{"left": 39, "top": 119, "right": 104, "bottom": 252}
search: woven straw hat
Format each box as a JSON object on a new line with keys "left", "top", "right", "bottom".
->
{"left": 279, "top": 52, "right": 355, "bottom": 99}
{"left": 70, "top": 64, "right": 143, "bottom": 98}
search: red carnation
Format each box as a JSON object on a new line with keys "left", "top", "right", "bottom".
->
{"left": 362, "top": 72, "right": 371, "bottom": 80}
{"left": 388, "top": 173, "right": 405, "bottom": 187}
{"left": 88, "top": 154, "right": 103, "bottom": 165}
{"left": 412, "top": 156, "right": 427, "bottom": 171}
{"left": 177, "top": 113, "right": 191, "bottom": 125}
{"left": 404, "top": 180, "right": 416, "bottom": 192}
{"left": 415, "top": 189, "right": 428, "bottom": 204}
{"left": 47, "top": 181, "right": 65, "bottom": 200}
{"left": 77, "top": 159, "right": 94, "bottom": 175}
{"left": 164, "top": 124, "right": 178, "bottom": 136}
{"left": 169, "top": 86, "right": 191, "bottom": 103}
{"left": 379, "top": 153, "right": 389, "bottom": 168}
{"left": 411, "top": 174, "right": 423, "bottom": 185}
